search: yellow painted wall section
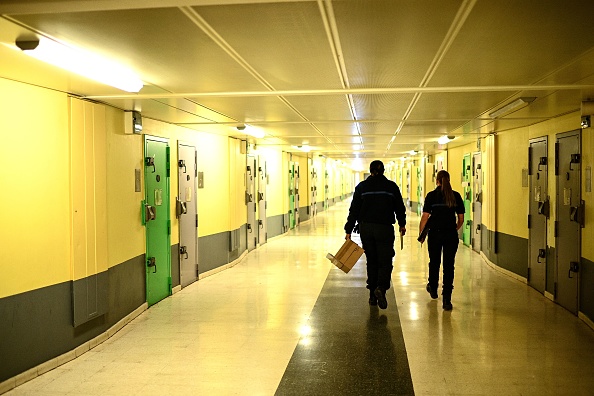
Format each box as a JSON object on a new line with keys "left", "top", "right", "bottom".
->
{"left": 581, "top": 125, "right": 593, "bottom": 262}
{"left": 483, "top": 135, "right": 496, "bottom": 232}
{"left": 229, "top": 138, "right": 247, "bottom": 231}
{"left": 496, "top": 128, "right": 529, "bottom": 238}
{"left": 0, "top": 79, "right": 70, "bottom": 298}
{"left": 105, "top": 107, "right": 145, "bottom": 267}
{"left": 410, "top": 163, "right": 419, "bottom": 203}
{"left": 69, "top": 99, "right": 108, "bottom": 281}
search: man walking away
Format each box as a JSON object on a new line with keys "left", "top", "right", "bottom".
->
{"left": 344, "top": 160, "right": 407, "bottom": 309}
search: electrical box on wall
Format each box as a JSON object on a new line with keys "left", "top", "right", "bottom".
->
{"left": 124, "top": 111, "right": 143, "bottom": 134}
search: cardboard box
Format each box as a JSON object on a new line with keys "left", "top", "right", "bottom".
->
{"left": 326, "top": 239, "right": 364, "bottom": 273}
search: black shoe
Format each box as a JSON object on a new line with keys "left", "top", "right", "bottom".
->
{"left": 369, "top": 290, "right": 378, "bottom": 305}
{"left": 374, "top": 287, "right": 388, "bottom": 309}
{"left": 426, "top": 284, "right": 438, "bottom": 299}
{"left": 443, "top": 300, "right": 453, "bottom": 311}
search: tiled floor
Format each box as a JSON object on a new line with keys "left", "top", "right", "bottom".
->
{"left": 5, "top": 201, "right": 594, "bottom": 395}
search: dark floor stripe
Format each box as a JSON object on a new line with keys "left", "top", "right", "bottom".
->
{"left": 275, "top": 261, "right": 415, "bottom": 396}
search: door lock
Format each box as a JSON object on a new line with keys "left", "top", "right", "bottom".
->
{"left": 145, "top": 156, "right": 156, "bottom": 173}
{"left": 537, "top": 249, "right": 546, "bottom": 263}
{"left": 258, "top": 219, "right": 264, "bottom": 229}
{"left": 176, "top": 198, "right": 187, "bottom": 218}
{"left": 180, "top": 246, "right": 188, "bottom": 259}
{"left": 178, "top": 159, "right": 186, "bottom": 173}
{"left": 145, "top": 205, "right": 156, "bottom": 222}
{"left": 568, "top": 261, "right": 579, "bottom": 278}
{"left": 147, "top": 257, "right": 157, "bottom": 273}
{"left": 247, "top": 223, "right": 253, "bottom": 233}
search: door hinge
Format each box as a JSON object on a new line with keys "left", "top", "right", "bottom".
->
{"left": 527, "top": 267, "right": 530, "bottom": 282}
{"left": 166, "top": 146, "right": 171, "bottom": 177}
{"left": 554, "top": 282, "right": 558, "bottom": 298}
{"left": 196, "top": 214, "right": 199, "bottom": 228}
{"left": 168, "top": 277, "right": 172, "bottom": 293}
{"left": 167, "top": 220, "right": 171, "bottom": 235}
{"left": 528, "top": 214, "right": 531, "bottom": 229}
{"left": 554, "top": 221, "right": 559, "bottom": 237}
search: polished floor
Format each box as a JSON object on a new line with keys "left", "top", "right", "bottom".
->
{"left": 6, "top": 201, "right": 594, "bottom": 395}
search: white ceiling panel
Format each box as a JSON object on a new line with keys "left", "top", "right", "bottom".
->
{"left": 2, "top": 0, "right": 594, "bottom": 160}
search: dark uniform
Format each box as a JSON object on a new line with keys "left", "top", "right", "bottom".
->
{"left": 422, "top": 187, "right": 465, "bottom": 298}
{"left": 345, "top": 174, "right": 406, "bottom": 293}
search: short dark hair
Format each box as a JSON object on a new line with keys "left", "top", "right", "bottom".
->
{"left": 369, "top": 160, "right": 384, "bottom": 175}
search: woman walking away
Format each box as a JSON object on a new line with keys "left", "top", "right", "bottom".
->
{"left": 419, "top": 170, "right": 464, "bottom": 311}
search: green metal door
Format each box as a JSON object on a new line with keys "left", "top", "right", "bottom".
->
{"left": 462, "top": 154, "right": 472, "bottom": 246}
{"left": 143, "top": 136, "right": 171, "bottom": 306}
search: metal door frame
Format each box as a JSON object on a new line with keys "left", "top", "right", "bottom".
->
{"left": 554, "top": 129, "right": 582, "bottom": 314}
{"left": 527, "top": 137, "right": 548, "bottom": 294}
{"left": 472, "top": 152, "right": 483, "bottom": 253}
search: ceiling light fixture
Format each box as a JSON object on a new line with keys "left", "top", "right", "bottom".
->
{"left": 437, "top": 135, "right": 455, "bottom": 145}
{"left": 409, "top": 150, "right": 418, "bottom": 155}
{"left": 236, "top": 124, "right": 264, "bottom": 139}
{"left": 488, "top": 97, "right": 536, "bottom": 119}
{"left": 15, "top": 38, "right": 143, "bottom": 93}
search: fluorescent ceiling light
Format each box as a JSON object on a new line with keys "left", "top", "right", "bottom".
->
{"left": 437, "top": 135, "right": 455, "bottom": 145}
{"left": 488, "top": 97, "right": 536, "bottom": 119}
{"left": 409, "top": 150, "right": 418, "bottom": 155}
{"left": 236, "top": 125, "right": 265, "bottom": 139}
{"left": 292, "top": 145, "right": 311, "bottom": 152}
{"left": 16, "top": 38, "right": 143, "bottom": 93}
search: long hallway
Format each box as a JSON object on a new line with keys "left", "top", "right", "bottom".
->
{"left": 6, "top": 201, "right": 594, "bottom": 396}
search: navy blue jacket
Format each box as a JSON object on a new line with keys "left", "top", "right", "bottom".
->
{"left": 345, "top": 174, "right": 406, "bottom": 233}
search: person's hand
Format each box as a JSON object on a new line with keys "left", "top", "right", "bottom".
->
{"left": 399, "top": 226, "right": 406, "bottom": 236}
{"left": 345, "top": 234, "right": 351, "bottom": 240}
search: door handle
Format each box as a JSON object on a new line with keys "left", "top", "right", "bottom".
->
{"left": 568, "top": 262, "right": 579, "bottom": 278}
{"left": 147, "top": 257, "right": 157, "bottom": 273}
{"left": 247, "top": 223, "right": 253, "bottom": 233}
{"left": 176, "top": 199, "right": 187, "bottom": 218}
{"left": 178, "top": 159, "right": 186, "bottom": 173}
{"left": 145, "top": 205, "right": 156, "bottom": 222}
{"left": 475, "top": 224, "right": 481, "bottom": 234}
{"left": 145, "top": 156, "right": 156, "bottom": 173}
{"left": 537, "top": 249, "right": 546, "bottom": 263}
{"left": 258, "top": 220, "right": 263, "bottom": 229}
{"left": 180, "top": 246, "right": 188, "bottom": 259}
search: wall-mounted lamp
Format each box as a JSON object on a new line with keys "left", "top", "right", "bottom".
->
{"left": 488, "top": 97, "right": 536, "bottom": 119}
{"left": 15, "top": 37, "right": 143, "bottom": 93}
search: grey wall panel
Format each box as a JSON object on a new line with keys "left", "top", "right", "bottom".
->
{"left": 72, "top": 271, "right": 108, "bottom": 327}
{"left": 171, "top": 243, "right": 180, "bottom": 288}
{"left": 410, "top": 201, "right": 419, "bottom": 213}
{"left": 238, "top": 224, "right": 247, "bottom": 258}
{"left": 495, "top": 232, "right": 528, "bottom": 278}
{"left": 580, "top": 257, "right": 594, "bottom": 323}
{"left": 267, "top": 214, "right": 284, "bottom": 239}
{"left": 0, "top": 254, "right": 146, "bottom": 383}
{"left": 299, "top": 206, "right": 309, "bottom": 222}
{"left": 317, "top": 202, "right": 325, "bottom": 213}
{"left": 198, "top": 231, "right": 231, "bottom": 273}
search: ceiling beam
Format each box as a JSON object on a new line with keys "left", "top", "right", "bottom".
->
{"left": 84, "top": 84, "right": 594, "bottom": 100}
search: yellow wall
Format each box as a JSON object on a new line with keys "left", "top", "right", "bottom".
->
{"left": 0, "top": 79, "right": 70, "bottom": 298}
{"left": 105, "top": 107, "right": 146, "bottom": 267}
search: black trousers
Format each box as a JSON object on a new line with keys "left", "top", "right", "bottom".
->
{"left": 359, "top": 223, "right": 395, "bottom": 291}
{"left": 427, "top": 229, "right": 459, "bottom": 298}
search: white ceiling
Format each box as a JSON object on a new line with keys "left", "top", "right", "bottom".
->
{"left": 2, "top": 0, "right": 594, "bottom": 159}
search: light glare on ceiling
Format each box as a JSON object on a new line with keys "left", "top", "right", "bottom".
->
{"left": 16, "top": 37, "right": 143, "bottom": 93}
{"left": 488, "top": 97, "right": 536, "bottom": 119}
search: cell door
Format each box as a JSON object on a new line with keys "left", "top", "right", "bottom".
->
{"left": 472, "top": 153, "right": 483, "bottom": 253}
{"left": 528, "top": 138, "right": 548, "bottom": 294}
{"left": 555, "top": 130, "right": 582, "bottom": 314}
{"left": 143, "top": 136, "right": 171, "bottom": 306}
{"left": 416, "top": 166, "right": 422, "bottom": 216}
{"left": 462, "top": 154, "right": 472, "bottom": 246}
{"left": 288, "top": 162, "right": 296, "bottom": 228}
{"left": 258, "top": 158, "right": 267, "bottom": 245}
{"left": 324, "top": 170, "right": 329, "bottom": 210}
{"left": 294, "top": 164, "right": 300, "bottom": 225}
{"left": 177, "top": 143, "right": 198, "bottom": 287}
{"left": 310, "top": 166, "right": 318, "bottom": 217}
{"left": 247, "top": 157, "right": 257, "bottom": 251}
